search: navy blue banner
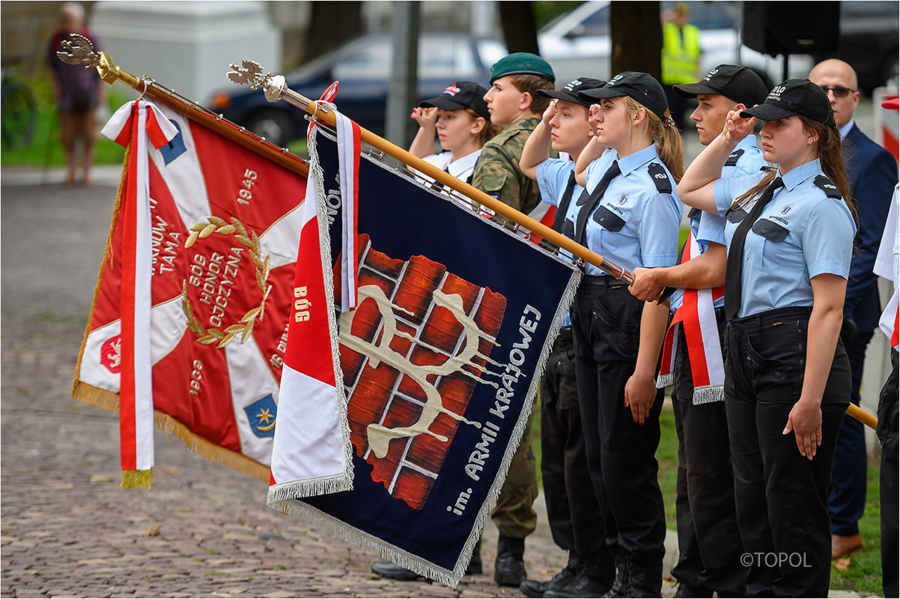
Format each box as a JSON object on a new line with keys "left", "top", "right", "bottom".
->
{"left": 281, "top": 129, "right": 580, "bottom": 586}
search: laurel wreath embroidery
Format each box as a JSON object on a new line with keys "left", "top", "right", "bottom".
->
{"left": 181, "top": 216, "right": 272, "bottom": 349}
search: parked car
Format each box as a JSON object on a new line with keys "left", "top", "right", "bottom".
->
{"left": 537, "top": 0, "right": 812, "bottom": 92}
{"left": 210, "top": 32, "right": 507, "bottom": 146}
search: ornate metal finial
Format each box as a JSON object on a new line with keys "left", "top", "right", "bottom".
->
{"left": 227, "top": 60, "right": 269, "bottom": 90}
{"left": 56, "top": 33, "right": 100, "bottom": 68}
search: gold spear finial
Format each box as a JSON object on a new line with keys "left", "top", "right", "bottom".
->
{"left": 56, "top": 33, "right": 100, "bottom": 69}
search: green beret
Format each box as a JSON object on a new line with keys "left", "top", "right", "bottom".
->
{"left": 489, "top": 52, "right": 555, "bottom": 85}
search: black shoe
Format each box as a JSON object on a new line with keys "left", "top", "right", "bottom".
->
{"left": 673, "top": 583, "right": 713, "bottom": 598}
{"left": 494, "top": 534, "right": 527, "bottom": 587}
{"left": 600, "top": 556, "right": 628, "bottom": 598}
{"left": 371, "top": 561, "right": 419, "bottom": 581}
{"left": 520, "top": 566, "right": 578, "bottom": 598}
{"left": 621, "top": 562, "right": 662, "bottom": 598}
{"left": 466, "top": 548, "right": 482, "bottom": 575}
{"left": 544, "top": 572, "right": 612, "bottom": 598}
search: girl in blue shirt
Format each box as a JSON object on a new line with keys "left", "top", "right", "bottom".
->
{"left": 677, "top": 79, "right": 856, "bottom": 597}
{"left": 563, "top": 71, "right": 684, "bottom": 597}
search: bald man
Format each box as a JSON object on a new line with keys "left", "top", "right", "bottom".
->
{"left": 809, "top": 58, "right": 898, "bottom": 560}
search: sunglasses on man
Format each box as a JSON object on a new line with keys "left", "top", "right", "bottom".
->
{"left": 819, "top": 85, "right": 857, "bottom": 98}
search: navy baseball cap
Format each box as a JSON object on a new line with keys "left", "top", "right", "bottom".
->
{"left": 740, "top": 79, "right": 835, "bottom": 126}
{"left": 577, "top": 71, "right": 669, "bottom": 120}
{"left": 673, "top": 64, "right": 768, "bottom": 107}
{"left": 537, "top": 78, "right": 607, "bottom": 108}
{"left": 420, "top": 81, "right": 491, "bottom": 121}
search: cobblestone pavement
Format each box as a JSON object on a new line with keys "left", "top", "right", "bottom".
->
{"left": 0, "top": 175, "right": 613, "bottom": 598}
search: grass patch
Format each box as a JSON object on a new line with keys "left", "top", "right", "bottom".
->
{"left": 829, "top": 464, "right": 884, "bottom": 596}
{"left": 656, "top": 404, "right": 679, "bottom": 530}
{"left": 1, "top": 73, "right": 128, "bottom": 167}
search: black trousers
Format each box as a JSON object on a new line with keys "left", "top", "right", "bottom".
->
{"left": 669, "top": 317, "right": 747, "bottom": 597}
{"left": 724, "top": 307, "right": 851, "bottom": 598}
{"left": 829, "top": 329, "right": 872, "bottom": 536}
{"left": 540, "top": 326, "right": 613, "bottom": 575}
{"left": 570, "top": 280, "right": 666, "bottom": 571}
{"left": 878, "top": 348, "right": 899, "bottom": 599}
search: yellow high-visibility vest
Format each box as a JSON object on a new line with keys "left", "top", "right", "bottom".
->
{"left": 661, "top": 22, "right": 701, "bottom": 85}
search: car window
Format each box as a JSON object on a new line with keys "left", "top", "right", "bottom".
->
{"left": 661, "top": 1, "right": 738, "bottom": 31}
{"left": 420, "top": 37, "right": 478, "bottom": 79}
{"left": 332, "top": 41, "right": 391, "bottom": 80}
{"left": 565, "top": 5, "right": 609, "bottom": 39}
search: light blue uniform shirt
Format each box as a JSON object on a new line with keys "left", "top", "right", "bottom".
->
{"left": 537, "top": 158, "right": 585, "bottom": 327}
{"left": 582, "top": 144, "right": 682, "bottom": 276}
{"left": 713, "top": 157, "right": 857, "bottom": 318}
{"left": 669, "top": 136, "right": 767, "bottom": 311}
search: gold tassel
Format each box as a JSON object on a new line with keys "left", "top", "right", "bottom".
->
{"left": 121, "top": 469, "right": 153, "bottom": 489}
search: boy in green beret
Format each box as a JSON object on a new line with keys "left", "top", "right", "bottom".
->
{"left": 471, "top": 52, "right": 556, "bottom": 218}
{"left": 471, "top": 52, "right": 556, "bottom": 588}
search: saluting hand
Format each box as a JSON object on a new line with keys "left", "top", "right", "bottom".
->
{"left": 783, "top": 397, "right": 823, "bottom": 460}
{"left": 723, "top": 109, "right": 756, "bottom": 144}
{"left": 629, "top": 267, "right": 663, "bottom": 303}
{"left": 410, "top": 107, "right": 438, "bottom": 128}
{"left": 541, "top": 100, "right": 558, "bottom": 126}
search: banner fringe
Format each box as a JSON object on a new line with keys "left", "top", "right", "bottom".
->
{"left": 692, "top": 385, "right": 725, "bottom": 405}
{"left": 72, "top": 148, "right": 130, "bottom": 401}
{"left": 121, "top": 469, "right": 153, "bottom": 489}
{"left": 307, "top": 127, "right": 356, "bottom": 490}
{"left": 656, "top": 373, "right": 674, "bottom": 389}
{"left": 154, "top": 412, "right": 270, "bottom": 483}
{"left": 267, "top": 474, "right": 352, "bottom": 503}
{"left": 72, "top": 382, "right": 120, "bottom": 412}
{"left": 270, "top": 499, "right": 460, "bottom": 587}
{"left": 72, "top": 382, "right": 270, "bottom": 484}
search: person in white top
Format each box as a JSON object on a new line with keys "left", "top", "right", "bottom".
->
{"left": 408, "top": 81, "right": 499, "bottom": 185}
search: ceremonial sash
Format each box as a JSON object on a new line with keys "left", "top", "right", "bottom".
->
{"left": 101, "top": 101, "right": 178, "bottom": 487}
{"left": 657, "top": 230, "right": 726, "bottom": 404}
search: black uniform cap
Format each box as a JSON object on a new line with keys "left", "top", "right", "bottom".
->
{"left": 419, "top": 81, "right": 491, "bottom": 121}
{"left": 740, "top": 79, "right": 835, "bottom": 126}
{"left": 673, "top": 64, "right": 768, "bottom": 108}
{"left": 537, "top": 78, "right": 607, "bottom": 108}
{"left": 576, "top": 71, "right": 669, "bottom": 120}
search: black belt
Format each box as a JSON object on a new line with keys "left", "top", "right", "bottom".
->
{"left": 728, "top": 306, "right": 812, "bottom": 329}
{"left": 582, "top": 275, "right": 627, "bottom": 288}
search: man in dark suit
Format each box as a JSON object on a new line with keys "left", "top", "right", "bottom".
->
{"left": 809, "top": 58, "right": 898, "bottom": 560}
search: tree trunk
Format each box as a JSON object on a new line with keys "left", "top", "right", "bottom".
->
{"left": 499, "top": 2, "right": 540, "bottom": 55}
{"left": 303, "top": 1, "right": 364, "bottom": 63}
{"left": 611, "top": 2, "right": 661, "bottom": 79}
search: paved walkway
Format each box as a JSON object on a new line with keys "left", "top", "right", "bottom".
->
{"left": 0, "top": 172, "right": 681, "bottom": 598}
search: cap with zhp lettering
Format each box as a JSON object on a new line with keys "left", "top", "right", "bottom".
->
{"left": 673, "top": 64, "right": 768, "bottom": 108}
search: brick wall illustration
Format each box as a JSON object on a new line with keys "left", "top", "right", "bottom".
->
{"left": 334, "top": 234, "right": 507, "bottom": 510}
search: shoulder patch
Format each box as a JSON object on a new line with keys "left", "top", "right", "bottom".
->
{"left": 647, "top": 162, "right": 672, "bottom": 194}
{"left": 724, "top": 148, "right": 744, "bottom": 167}
{"left": 814, "top": 175, "right": 842, "bottom": 199}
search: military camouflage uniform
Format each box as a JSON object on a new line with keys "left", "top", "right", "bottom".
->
{"left": 471, "top": 117, "right": 543, "bottom": 219}
{"left": 471, "top": 116, "right": 543, "bottom": 540}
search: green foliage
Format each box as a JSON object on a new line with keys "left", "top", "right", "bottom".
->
{"left": 532, "top": 1, "right": 584, "bottom": 30}
{"left": 829, "top": 464, "right": 884, "bottom": 595}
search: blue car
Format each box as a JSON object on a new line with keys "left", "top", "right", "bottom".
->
{"left": 211, "top": 32, "right": 508, "bottom": 146}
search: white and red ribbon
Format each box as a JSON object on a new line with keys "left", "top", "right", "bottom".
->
{"left": 657, "top": 230, "right": 726, "bottom": 404}
{"left": 101, "top": 100, "right": 178, "bottom": 482}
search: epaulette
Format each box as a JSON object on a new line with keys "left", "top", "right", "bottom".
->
{"left": 648, "top": 163, "right": 672, "bottom": 194}
{"left": 724, "top": 149, "right": 744, "bottom": 167}
{"left": 814, "top": 175, "right": 842, "bottom": 199}
{"left": 687, "top": 207, "right": 701, "bottom": 220}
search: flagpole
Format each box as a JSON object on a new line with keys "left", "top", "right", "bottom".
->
{"left": 56, "top": 35, "right": 308, "bottom": 179}
{"left": 236, "top": 67, "right": 634, "bottom": 285}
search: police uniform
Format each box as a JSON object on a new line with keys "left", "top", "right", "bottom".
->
{"left": 568, "top": 139, "right": 682, "bottom": 597}
{"left": 666, "top": 134, "right": 765, "bottom": 597}
{"left": 714, "top": 148, "right": 856, "bottom": 596}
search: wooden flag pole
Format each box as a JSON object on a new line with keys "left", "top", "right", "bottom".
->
{"left": 56, "top": 36, "right": 308, "bottom": 179}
